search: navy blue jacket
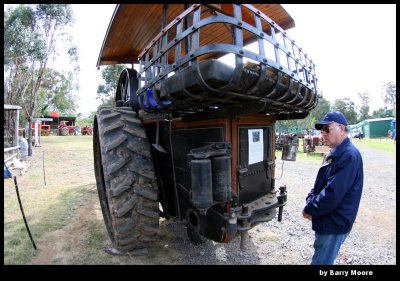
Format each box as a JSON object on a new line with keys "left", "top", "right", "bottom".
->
{"left": 304, "top": 137, "right": 363, "bottom": 234}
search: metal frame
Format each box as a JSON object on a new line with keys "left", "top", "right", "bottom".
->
{"left": 136, "top": 4, "right": 318, "bottom": 114}
{"left": 4, "top": 105, "right": 22, "bottom": 163}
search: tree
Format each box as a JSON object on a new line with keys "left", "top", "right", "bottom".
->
{"left": 308, "top": 96, "right": 331, "bottom": 125}
{"left": 36, "top": 69, "right": 78, "bottom": 116}
{"left": 371, "top": 108, "right": 394, "bottom": 119}
{"left": 382, "top": 81, "right": 396, "bottom": 116}
{"left": 4, "top": 4, "right": 77, "bottom": 155}
{"left": 371, "top": 82, "right": 396, "bottom": 119}
{"left": 96, "top": 64, "right": 126, "bottom": 106}
{"left": 298, "top": 96, "right": 331, "bottom": 131}
{"left": 276, "top": 96, "right": 331, "bottom": 132}
{"left": 331, "top": 98, "right": 357, "bottom": 125}
{"left": 357, "top": 92, "right": 371, "bottom": 122}
{"left": 76, "top": 111, "right": 96, "bottom": 127}
{"left": 87, "top": 111, "right": 97, "bottom": 121}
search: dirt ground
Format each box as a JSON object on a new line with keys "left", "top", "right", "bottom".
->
{"left": 3, "top": 135, "right": 396, "bottom": 266}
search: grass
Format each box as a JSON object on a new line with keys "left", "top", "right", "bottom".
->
{"left": 3, "top": 186, "right": 89, "bottom": 264}
{"left": 63, "top": 220, "right": 112, "bottom": 265}
{"left": 3, "top": 135, "right": 96, "bottom": 264}
{"left": 352, "top": 137, "right": 396, "bottom": 154}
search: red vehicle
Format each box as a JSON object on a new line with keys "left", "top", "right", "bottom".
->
{"left": 303, "top": 133, "right": 324, "bottom": 153}
{"left": 41, "top": 124, "right": 51, "bottom": 136}
{"left": 58, "top": 120, "right": 76, "bottom": 136}
{"left": 81, "top": 125, "right": 93, "bottom": 135}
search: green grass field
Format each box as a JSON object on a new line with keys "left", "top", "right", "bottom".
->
{"left": 4, "top": 135, "right": 96, "bottom": 264}
{"left": 353, "top": 137, "right": 396, "bottom": 153}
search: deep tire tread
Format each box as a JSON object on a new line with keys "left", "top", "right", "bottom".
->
{"left": 105, "top": 135, "right": 128, "bottom": 152}
{"left": 94, "top": 107, "right": 159, "bottom": 252}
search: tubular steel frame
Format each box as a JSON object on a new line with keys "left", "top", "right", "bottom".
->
{"left": 136, "top": 4, "right": 318, "bottom": 115}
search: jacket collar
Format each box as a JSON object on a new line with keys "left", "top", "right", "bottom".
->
{"left": 329, "top": 137, "right": 350, "bottom": 158}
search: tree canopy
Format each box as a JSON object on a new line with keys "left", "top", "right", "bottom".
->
{"left": 96, "top": 64, "right": 126, "bottom": 106}
{"left": 36, "top": 69, "right": 78, "bottom": 117}
{"left": 4, "top": 4, "right": 78, "bottom": 155}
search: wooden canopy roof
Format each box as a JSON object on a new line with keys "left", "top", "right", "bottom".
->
{"left": 97, "top": 4, "right": 295, "bottom": 67}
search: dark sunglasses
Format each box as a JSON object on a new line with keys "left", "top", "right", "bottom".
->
{"left": 322, "top": 124, "right": 340, "bottom": 134}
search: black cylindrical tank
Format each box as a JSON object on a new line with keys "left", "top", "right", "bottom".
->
{"left": 211, "top": 156, "right": 231, "bottom": 202}
{"left": 191, "top": 159, "right": 213, "bottom": 210}
{"left": 282, "top": 135, "right": 298, "bottom": 161}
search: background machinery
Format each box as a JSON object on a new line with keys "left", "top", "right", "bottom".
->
{"left": 58, "top": 120, "right": 77, "bottom": 136}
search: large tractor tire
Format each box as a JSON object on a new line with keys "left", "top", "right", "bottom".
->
{"left": 93, "top": 107, "right": 159, "bottom": 253}
{"left": 60, "top": 127, "right": 69, "bottom": 136}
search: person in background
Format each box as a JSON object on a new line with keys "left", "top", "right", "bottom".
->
{"left": 303, "top": 111, "right": 364, "bottom": 265}
{"left": 358, "top": 130, "right": 363, "bottom": 140}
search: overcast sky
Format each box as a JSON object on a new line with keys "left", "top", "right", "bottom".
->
{"left": 283, "top": 4, "right": 396, "bottom": 114}
{"left": 8, "top": 4, "right": 396, "bottom": 116}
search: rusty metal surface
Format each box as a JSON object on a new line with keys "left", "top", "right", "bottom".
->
{"left": 97, "top": 4, "right": 295, "bottom": 66}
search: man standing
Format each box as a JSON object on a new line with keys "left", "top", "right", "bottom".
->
{"left": 303, "top": 111, "right": 364, "bottom": 265}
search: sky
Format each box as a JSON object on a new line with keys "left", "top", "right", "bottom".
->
{"left": 282, "top": 4, "right": 396, "bottom": 114}
{"left": 6, "top": 4, "right": 396, "bottom": 116}
{"left": 67, "top": 4, "right": 117, "bottom": 116}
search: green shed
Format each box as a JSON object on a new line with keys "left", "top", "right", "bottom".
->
{"left": 361, "top": 117, "right": 395, "bottom": 138}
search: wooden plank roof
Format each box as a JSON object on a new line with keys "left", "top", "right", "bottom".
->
{"left": 97, "top": 4, "right": 295, "bottom": 67}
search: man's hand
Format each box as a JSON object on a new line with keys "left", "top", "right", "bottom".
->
{"left": 303, "top": 210, "right": 312, "bottom": 221}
